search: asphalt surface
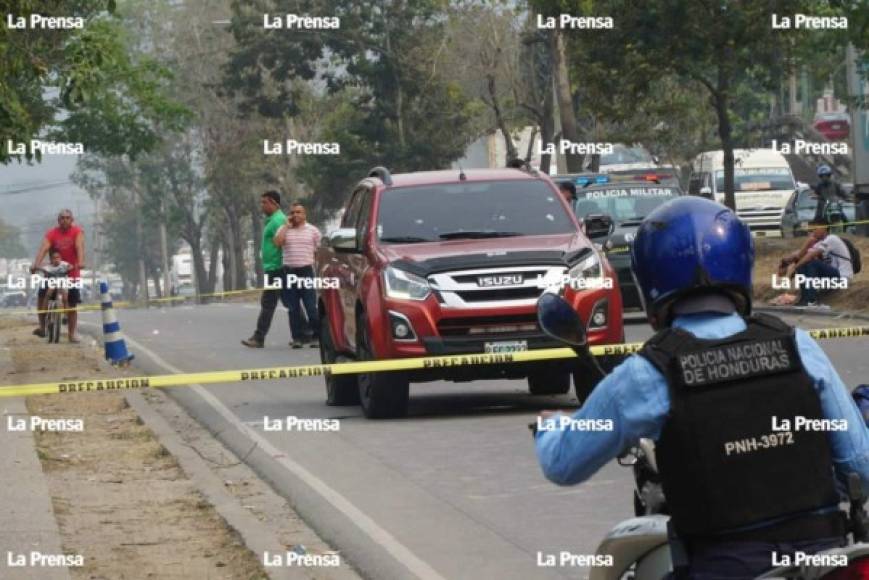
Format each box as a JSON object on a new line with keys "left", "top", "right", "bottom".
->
{"left": 80, "top": 304, "right": 869, "bottom": 579}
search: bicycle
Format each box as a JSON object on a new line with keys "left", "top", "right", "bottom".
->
{"left": 43, "top": 287, "right": 62, "bottom": 344}
{"left": 33, "top": 266, "right": 70, "bottom": 344}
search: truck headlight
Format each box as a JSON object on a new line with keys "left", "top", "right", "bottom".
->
{"left": 568, "top": 252, "right": 603, "bottom": 285}
{"left": 383, "top": 266, "right": 431, "bottom": 300}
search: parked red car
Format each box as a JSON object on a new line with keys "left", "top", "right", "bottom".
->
{"left": 813, "top": 113, "right": 850, "bottom": 142}
{"left": 316, "top": 166, "right": 625, "bottom": 418}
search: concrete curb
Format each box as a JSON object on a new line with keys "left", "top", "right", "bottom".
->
{"left": 125, "top": 390, "right": 308, "bottom": 580}
{"left": 756, "top": 306, "right": 869, "bottom": 322}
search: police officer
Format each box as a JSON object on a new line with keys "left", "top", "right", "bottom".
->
{"left": 812, "top": 164, "right": 851, "bottom": 224}
{"left": 535, "top": 197, "right": 869, "bottom": 578}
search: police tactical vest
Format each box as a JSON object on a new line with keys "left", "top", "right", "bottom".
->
{"left": 639, "top": 314, "right": 839, "bottom": 538}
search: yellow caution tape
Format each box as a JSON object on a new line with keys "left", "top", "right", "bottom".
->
{"left": 0, "top": 326, "right": 866, "bottom": 399}
{"left": 791, "top": 218, "right": 869, "bottom": 234}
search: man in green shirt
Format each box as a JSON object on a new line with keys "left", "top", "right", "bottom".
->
{"left": 242, "top": 190, "right": 289, "bottom": 347}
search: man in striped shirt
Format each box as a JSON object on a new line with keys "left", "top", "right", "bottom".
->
{"left": 274, "top": 202, "right": 322, "bottom": 348}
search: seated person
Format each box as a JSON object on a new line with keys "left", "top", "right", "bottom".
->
{"left": 37, "top": 248, "right": 73, "bottom": 311}
{"left": 779, "top": 218, "right": 853, "bottom": 306}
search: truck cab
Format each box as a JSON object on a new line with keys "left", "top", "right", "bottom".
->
{"left": 688, "top": 148, "right": 797, "bottom": 235}
{"left": 316, "top": 167, "right": 625, "bottom": 418}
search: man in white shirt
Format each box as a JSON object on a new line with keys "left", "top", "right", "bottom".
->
{"left": 784, "top": 218, "right": 854, "bottom": 306}
{"left": 274, "top": 202, "right": 323, "bottom": 348}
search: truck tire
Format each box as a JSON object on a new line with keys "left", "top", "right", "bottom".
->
{"left": 356, "top": 313, "right": 409, "bottom": 419}
{"left": 319, "top": 316, "right": 359, "bottom": 406}
{"left": 527, "top": 368, "right": 571, "bottom": 395}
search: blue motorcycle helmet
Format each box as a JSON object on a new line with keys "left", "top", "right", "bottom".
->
{"left": 817, "top": 164, "right": 833, "bottom": 177}
{"left": 630, "top": 197, "right": 754, "bottom": 329}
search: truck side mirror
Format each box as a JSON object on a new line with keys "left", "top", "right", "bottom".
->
{"left": 327, "top": 228, "right": 358, "bottom": 252}
{"left": 583, "top": 214, "right": 614, "bottom": 238}
{"left": 537, "top": 292, "right": 587, "bottom": 347}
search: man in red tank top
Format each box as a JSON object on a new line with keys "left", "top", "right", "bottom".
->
{"left": 31, "top": 209, "right": 86, "bottom": 342}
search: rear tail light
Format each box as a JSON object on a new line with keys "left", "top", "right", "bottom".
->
{"left": 822, "top": 556, "right": 869, "bottom": 579}
{"left": 643, "top": 174, "right": 660, "bottom": 182}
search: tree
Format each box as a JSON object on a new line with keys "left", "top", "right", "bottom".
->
{"left": 225, "top": 0, "right": 481, "bottom": 215}
{"left": 589, "top": 0, "right": 853, "bottom": 209}
{"left": 0, "top": 0, "right": 187, "bottom": 164}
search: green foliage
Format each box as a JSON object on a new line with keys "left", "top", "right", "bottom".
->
{"left": 226, "top": 0, "right": 480, "bottom": 215}
{"left": 0, "top": 0, "right": 189, "bottom": 164}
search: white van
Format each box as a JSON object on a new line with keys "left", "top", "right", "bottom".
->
{"left": 688, "top": 149, "right": 797, "bottom": 235}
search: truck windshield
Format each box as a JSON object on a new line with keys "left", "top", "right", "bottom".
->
{"left": 714, "top": 168, "right": 795, "bottom": 192}
{"left": 377, "top": 180, "right": 574, "bottom": 243}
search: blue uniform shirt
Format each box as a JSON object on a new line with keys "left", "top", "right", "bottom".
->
{"left": 535, "top": 312, "right": 869, "bottom": 496}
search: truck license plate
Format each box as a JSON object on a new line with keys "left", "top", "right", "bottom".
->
{"left": 484, "top": 340, "right": 528, "bottom": 354}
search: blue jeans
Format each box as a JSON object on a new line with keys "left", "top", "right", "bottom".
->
{"left": 281, "top": 265, "right": 319, "bottom": 341}
{"left": 795, "top": 260, "right": 841, "bottom": 304}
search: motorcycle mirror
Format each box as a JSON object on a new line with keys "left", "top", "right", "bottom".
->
{"left": 537, "top": 292, "right": 587, "bottom": 347}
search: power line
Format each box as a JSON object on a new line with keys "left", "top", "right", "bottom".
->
{"left": 0, "top": 180, "right": 76, "bottom": 195}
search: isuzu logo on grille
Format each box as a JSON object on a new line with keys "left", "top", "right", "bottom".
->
{"left": 477, "top": 274, "right": 523, "bottom": 287}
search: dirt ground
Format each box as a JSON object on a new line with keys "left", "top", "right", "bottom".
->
{"left": 754, "top": 235, "right": 869, "bottom": 314}
{"left": 0, "top": 318, "right": 267, "bottom": 580}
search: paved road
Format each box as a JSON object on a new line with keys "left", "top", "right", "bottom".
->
{"left": 80, "top": 304, "right": 869, "bottom": 579}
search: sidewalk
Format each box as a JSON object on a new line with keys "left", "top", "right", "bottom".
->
{"left": 0, "top": 387, "right": 71, "bottom": 579}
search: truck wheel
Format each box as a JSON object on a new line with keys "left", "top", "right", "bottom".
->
{"left": 527, "top": 369, "right": 571, "bottom": 395}
{"left": 320, "top": 316, "right": 359, "bottom": 406}
{"left": 356, "top": 314, "right": 409, "bottom": 419}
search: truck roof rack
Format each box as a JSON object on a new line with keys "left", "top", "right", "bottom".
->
{"left": 368, "top": 166, "right": 393, "bottom": 186}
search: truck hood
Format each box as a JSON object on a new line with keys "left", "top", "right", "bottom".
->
{"left": 378, "top": 233, "right": 592, "bottom": 276}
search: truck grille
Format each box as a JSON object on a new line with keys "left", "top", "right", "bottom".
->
{"left": 428, "top": 265, "right": 566, "bottom": 308}
{"left": 736, "top": 208, "right": 784, "bottom": 232}
{"left": 437, "top": 313, "right": 540, "bottom": 337}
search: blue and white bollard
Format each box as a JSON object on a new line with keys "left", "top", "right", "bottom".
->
{"left": 99, "top": 281, "right": 134, "bottom": 365}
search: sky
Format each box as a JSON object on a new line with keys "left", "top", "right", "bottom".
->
{"left": 0, "top": 153, "right": 95, "bottom": 255}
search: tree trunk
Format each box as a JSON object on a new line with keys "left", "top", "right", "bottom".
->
{"left": 716, "top": 94, "right": 736, "bottom": 211}
{"left": 134, "top": 192, "right": 149, "bottom": 304}
{"left": 206, "top": 241, "right": 219, "bottom": 296}
{"left": 538, "top": 76, "right": 555, "bottom": 175}
{"left": 148, "top": 261, "right": 162, "bottom": 299}
{"left": 551, "top": 29, "right": 584, "bottom": 172}
{"left": 221, "top": 238, "right": 232, "bottom": 294}
{"left": 714, "top": 57, "right": 736, "bottom": 211}
{"left": 525, "top": 125, "right": 537, "bottom": 164}
{"left": 159, "top": 199, "right": 172, "bottom": 296}
{"left": 487, "top": 74, "right": 517, "bottom": 162}
{"left": 188, "top": 236, "right": 208, "bottom": 296}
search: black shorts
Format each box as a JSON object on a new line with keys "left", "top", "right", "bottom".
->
{"left": 38, "top": 284, "right": 81, "bottom": 307}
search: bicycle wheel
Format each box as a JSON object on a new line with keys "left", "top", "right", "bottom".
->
{"left": 47, "top": 301, "right": 61, "bottom": 343}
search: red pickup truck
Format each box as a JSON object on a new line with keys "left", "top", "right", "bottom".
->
{"left": 316, "top": 167, "right": 624, "bottom": 418}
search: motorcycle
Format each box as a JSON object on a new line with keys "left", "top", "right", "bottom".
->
{"left": 535, "top": 291, "right": 869, "bottom": 579}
